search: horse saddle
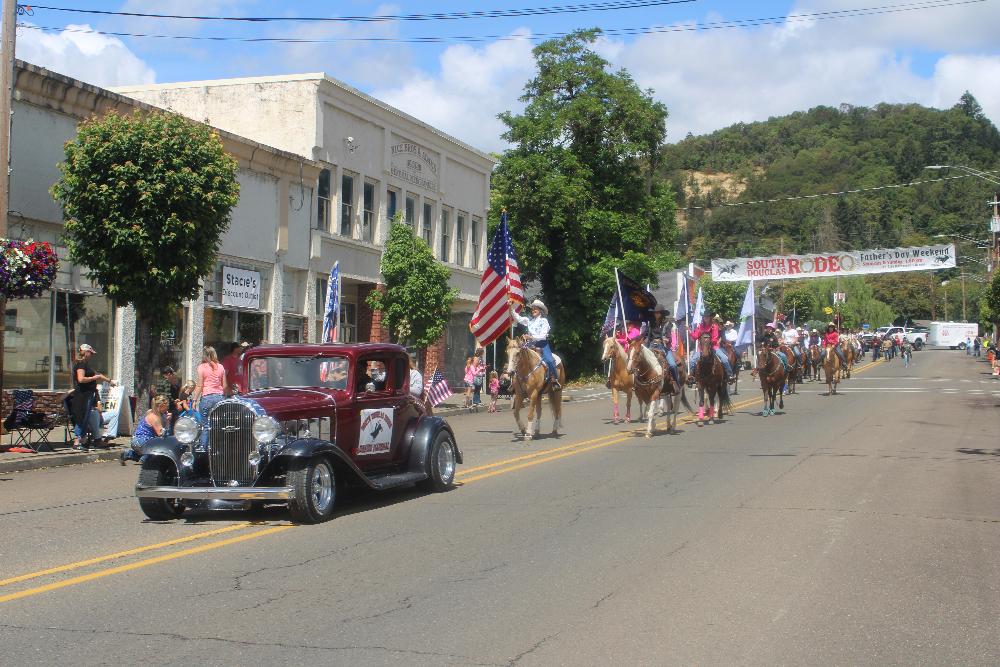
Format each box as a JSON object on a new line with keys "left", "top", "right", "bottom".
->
{"left": 653, "top": 350, "right": 681, "bottom": 393}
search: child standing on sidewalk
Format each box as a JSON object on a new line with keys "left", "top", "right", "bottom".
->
{"left": 487, "top": 370, "right": 500, "bottom": 413}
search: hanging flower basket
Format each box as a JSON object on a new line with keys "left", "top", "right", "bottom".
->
{"left": 0, "top": 238, "right": 59, "bottom": 299}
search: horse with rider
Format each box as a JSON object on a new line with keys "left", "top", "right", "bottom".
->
{"left": 505, "top": 298, "right": 565, "bottom": 440}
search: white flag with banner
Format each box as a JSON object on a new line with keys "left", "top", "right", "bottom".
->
{"left": 711, "top": 244, "right": 956, "bottom": 281}
{"left": 693, "top": 286, "right": 705, "bottom": 323}
{"left": 735, "top": 280, "right": 755, "bottom": 353}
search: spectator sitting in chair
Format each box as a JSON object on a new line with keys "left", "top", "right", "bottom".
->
{"left": 121, "top": 395, "right": 171, "bottom": 465}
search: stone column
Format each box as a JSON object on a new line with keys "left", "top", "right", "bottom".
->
{"left": 114, "top": 304, "right": 136, "bottom": 397}
{"left": 186, "top": 290, "right": 205, "bottom": 381}
{"left": 269, "top": 261, "right": 284, "bottom": 344}
{"left": 304, "top": 269, "right": 317, "bottom": 343}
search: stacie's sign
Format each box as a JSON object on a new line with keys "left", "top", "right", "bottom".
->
{"left": 222, "top": 266, "right": 261, "bottom": 309}
{"left": 711, "top": 244, "right": 956, "bottom": 281}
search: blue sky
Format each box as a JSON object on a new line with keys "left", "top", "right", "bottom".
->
{"left": 12, "top": 1, "right": 1000, "bottom": 150}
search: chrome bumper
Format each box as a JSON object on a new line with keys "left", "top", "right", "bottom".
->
{"left": 135, "top": 485, "right": 293, "bottom": 501}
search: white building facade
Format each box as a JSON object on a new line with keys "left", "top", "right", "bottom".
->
{"left": 116, "top": 73, "right": 495, "bottom": 381}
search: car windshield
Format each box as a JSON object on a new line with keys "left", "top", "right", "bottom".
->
{"left": 247, "top": 356, "right": 349, "bottom": 391}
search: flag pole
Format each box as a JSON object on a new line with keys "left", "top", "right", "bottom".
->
{"left": 614, "top": 267, "right": 627, "bottom": 334}
{"left": 751, "top": 280, "right": 757, "bottom": 366}
{"left": 334, "top": 260, "right": 341, "bottom": 342}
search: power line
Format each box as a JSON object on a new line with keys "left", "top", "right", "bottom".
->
{"left": 16, "top": 0, "right": 987, "bottom": 45}
{"left": 22, "top": 1, "right": 699, "bottom": 23}
{"left": 678, "top": 171, "right": 1000, "bottom": 211}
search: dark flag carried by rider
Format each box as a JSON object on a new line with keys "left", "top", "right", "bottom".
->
{"left": 615, "top": 270, "right": 656, "bottom": 323}
{"left": 470, "top": 211, "right": 524, "bottom": 346}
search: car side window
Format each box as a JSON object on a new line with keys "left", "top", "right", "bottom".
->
{"left": 357, "top": 359, "right": 388, "bottom": 392}
{"left": 393, "top": 358, "right": 407, "bottom": 393}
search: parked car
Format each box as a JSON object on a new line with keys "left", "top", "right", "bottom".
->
{"left": 134, "top": 343, "right": 461, "bottom": 523}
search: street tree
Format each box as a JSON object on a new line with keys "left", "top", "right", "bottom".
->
{"left": 699, "top": 276, "right": 744, "bottom": 323}
{"left": 492, "top": 28, "right": 676, "bottom": 374}
{"left": 52, "top": 110, "right": 240, "bottom": 408}
{"left": 984, "top": 270, "right": 1000, "bottom": 333}
{"left": 367, "top": 220, "right": 457, "bottom": 352}
{"left": 781, "top": 282, "right": 818, "bottom": 323}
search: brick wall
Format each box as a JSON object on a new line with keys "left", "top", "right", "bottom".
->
{"left": 361, "top": 284, "right": 390, "bottom": 343}
{"left": 423, "top": 333, "right": 447, "bottom": 383}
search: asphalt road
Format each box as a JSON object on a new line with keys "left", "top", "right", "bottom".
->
{"left": 2, "top": 349, "right": 999, "bottom": 666}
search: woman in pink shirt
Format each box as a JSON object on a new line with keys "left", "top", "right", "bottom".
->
{"left": 193, "top": 346, "right": 228, "bottom": 430}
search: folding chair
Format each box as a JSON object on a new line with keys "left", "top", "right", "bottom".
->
{"left": 2, "top": 389, "right": 58, "bottom": 452}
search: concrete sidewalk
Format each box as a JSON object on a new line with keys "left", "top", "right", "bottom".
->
{"left": 0, "top": 384, "right": 600, "bottom": 474}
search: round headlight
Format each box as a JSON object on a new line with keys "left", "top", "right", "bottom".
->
{"left": 174, "top": 416, "right": 200, "bottom": 444}
{"left": 180, "top": 452, "right": 195, "bottom": 467}
{"left": 252, "top": 415, "right": 280, "bottom": 444}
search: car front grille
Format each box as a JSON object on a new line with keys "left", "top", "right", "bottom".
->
{"left": 207, "top": 401, "right": 258, "bottom": 486}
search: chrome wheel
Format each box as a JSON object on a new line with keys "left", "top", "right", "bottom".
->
{"left": 436, "top": 438, "right": 456, "bottom": 483}
{"left": 311, "top": 461, "right": 334, "bottom": 514}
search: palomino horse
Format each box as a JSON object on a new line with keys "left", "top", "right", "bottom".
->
{"left": 601, "top": 336, "right": 635, "bottom": 424}
{"left": 722, "top": 340, "right": 741, "bottom": 395}
{"left": 692, "top": 334, "right": 732, "bottom": 426}
{"left": 808, "top": 345, "right": 822, "bottom": 382}
{"left": 777, "top": 344, "right": 800, "bottom": 394}
{"left": 625, "top": 339, "right": 663, "bottom": 438}
{"left": 755, "top": 346, "right": 786, "bottom": 416}
{"left": 822, "top": 344, "right": 842, "bottom": 396}
{"left": 505, "top": 337, "right": 565, "bottom": 440}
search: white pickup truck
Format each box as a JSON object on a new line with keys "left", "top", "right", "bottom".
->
{"left": 873, "top": 326, "right": 928, "bottom": 350}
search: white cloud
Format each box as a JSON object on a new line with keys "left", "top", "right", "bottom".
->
{"left": 16, "top": 23, "right": 156, "bottom": 87}
{"left": 369, "top": 2, "right": 1000, "bottom": 151}
{"left": 372, "top": 30, "right": 536, "bottom": 152}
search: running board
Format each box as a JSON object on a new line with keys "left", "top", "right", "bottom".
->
{"left": 366, "top": 471, "right": 427, "bottom": 490}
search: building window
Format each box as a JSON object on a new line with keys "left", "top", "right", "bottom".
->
{"left": 471, "top": 217, "right": 481, "bottom": 269}
{"left": 455, "top": 213, "right": 465, "bottom": 267}
{"left": 204, "top": 308, "right": 268, "bottom": 350}
{"left": 405, "top": 196, "right": 415, "bottom": 228}
{"left": 317, "top": 169, "right": 331, "bottom": 231}
{"left": 440, "top": 208, "right": 450, "bottom": 262}
{"left": 284, "top": 316, "right": 305, "bottom": 344}
{"left": 340, "top": 303, "right": 357, "bottom": 343}
{"left": 422, "top": 202, "right": 433, "bottom": 245}
{"left": 362, "top": 181, "right": 375, "bottom": 243}
{"left": 387, "top": 189, "right": 398, "bottom": 221}
{"left": 340, "top": 174, "right": 354, "bottom": 237}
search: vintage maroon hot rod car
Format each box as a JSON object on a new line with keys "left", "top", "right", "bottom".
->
{"left": 134, "top": 343, "right": 461, "bottom": 523}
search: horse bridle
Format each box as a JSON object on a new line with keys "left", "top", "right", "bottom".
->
{"left": 510, "top": 344, "right": 545, "bottom": 393}
{"left": 628, "top": 345, "right": 663, "bottom": 386}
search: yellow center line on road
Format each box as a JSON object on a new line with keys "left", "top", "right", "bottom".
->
{"left": 0, "top": 522, "right": 254, "bottom": 588}
{"left": 0, "top": 525, "right": 293, "bottom": 605}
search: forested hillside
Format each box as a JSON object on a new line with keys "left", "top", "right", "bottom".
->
{"left": 659, "top": 93, "right": 1000, "bottom": 325}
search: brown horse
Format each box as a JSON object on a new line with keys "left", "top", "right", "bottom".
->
{"left": 823, "top": 344, "right": 842, "bottom": 396}
{"left": 601, "top": 336, "right": 635, "bottom": 424}
{"left": 842, "top": 341, "right": 855, "bottom": 379}
{"left": 626, "top": 339, "right": 663, "bottom": 438}
{"left": 777, "top": 344, "right": 799, "bottom": 395}
{"left": 755, "top": 347, "right": 786, "bottom": 416}
{"left": 722, "top": 340, "right": 742, "bottom": 395}
{"left": 692, "top": 334, "right": 732, "bottom": 426}
{"left": 808, "top": 345, "right": 822, "bottom": 382}
{"left": 505, "top": 337, "right": 565, "bottom": 440}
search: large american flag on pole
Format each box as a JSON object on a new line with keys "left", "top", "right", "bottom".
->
{"left": 469, "top": 211, "right": 524, "bottom": 346}
{"left": 426, "top": 368, "right": 453, "bottom": 407}
{"left": 321, "top": 261, "right": 340, "bottom": 343}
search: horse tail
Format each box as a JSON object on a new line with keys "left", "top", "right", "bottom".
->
{"left": 718, "top": 376, "right": 733, "bottom": 414}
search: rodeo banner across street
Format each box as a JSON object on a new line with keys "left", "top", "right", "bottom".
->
{"left": 711, "top": 244, "right": 956, "bottom": 281}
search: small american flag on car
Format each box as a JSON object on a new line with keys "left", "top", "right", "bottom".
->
{"left": 426, "top": 368, "right": 453, "bottom": 407}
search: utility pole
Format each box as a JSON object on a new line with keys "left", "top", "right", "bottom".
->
{"left": 0, "top": 0, "right": 17, "bottom": 408}
{"left": 961, "top": 272, "right": 967, "bottom": 321}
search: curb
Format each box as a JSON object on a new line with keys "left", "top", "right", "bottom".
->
{"left": 0, "top": 447, "right": 125, "bottom": 474}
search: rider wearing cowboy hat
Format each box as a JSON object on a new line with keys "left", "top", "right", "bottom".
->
{"left": 688, "top": 312, "right": 736, "bottom": 383}
{"left": 509, "top": 297, "right": 561, "bottom": 389}
{"left": 761, "top": 323, "right": 790, "bottom": 371}
{"left": 824, "top": 322, "right": 848, "bottom": 365}
{"left": 646, "top": 303, "right": 679, "bottom": 385}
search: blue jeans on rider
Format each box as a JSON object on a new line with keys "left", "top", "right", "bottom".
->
{"left": 791, "top": 344, "right": 803, "bottom": 364}
{"left": 773, "top": 350, "right": 789, "bottom": 371}
{"left": 833, "top": 345, "right": 847, "bottom": 365}
{"left": 532, "top": 339, "right": 559, "bottom": 385}
{"left": 690, "top": 347, "right": 734, "bottom": 377}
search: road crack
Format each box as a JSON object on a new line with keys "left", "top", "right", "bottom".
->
{"left": 508, "top": 631, "right": 560, "bottom": 665}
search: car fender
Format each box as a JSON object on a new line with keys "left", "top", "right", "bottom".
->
{"left": 260, "top": 438, "right": 372, "bottom": 486}
{"left": 140, "top": 437, "right": 184, "bottom": 476}
{"left": 407, "top": 417, "right": 462, "bottom": 476}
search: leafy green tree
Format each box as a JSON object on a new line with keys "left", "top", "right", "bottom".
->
{"left": 983, "top": 270, "right": 1000, "bottom": 332}
{"left": 699, "top": 276, "right": 744, "bottom": 323}
{"left": 492, "top": 29, "right": 675, "bottom": 374}
{"left": 781, "top": 282, "right": 818, "bottom": 323}
{"left": 367, "top": 221, "right": 457, "bottom": 349}
{"left": 52, "top": 110, "right": 240, "bottom": 408}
